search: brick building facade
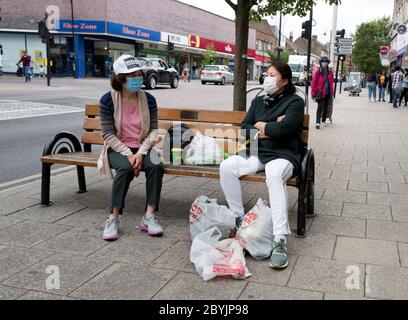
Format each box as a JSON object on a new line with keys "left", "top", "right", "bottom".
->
{"left": 0, "top": 0, "right": 257, "bottom": 79}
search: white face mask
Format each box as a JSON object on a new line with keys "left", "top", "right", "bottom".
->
{"left": 263, "top": 76, "right": 279, "bottom": 95}
{"left": 321, "top": 62, "right": 329, "bottom": 68}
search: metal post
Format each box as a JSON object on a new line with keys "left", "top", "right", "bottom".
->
{"left": 305, "top": 9, "right": 313, "bottom": 98}
{"left": 45, "top": 13, "right": 51, "bottom": 87}
{"left": 167, "top": 35, "right": 170, "bottom": 65}
{"left": 70, "top": 0, "right": 76, "bottom": 78}
{"left": 330, "top": 5, "right": 338, "bottom": 69}
{"left": 339, "top": 59, "right": 344, "bottom": 93}
{"left": 278, "top": 11, "right": 282, "bottom": 61}
{"left": 334, "top": 56, "right": 340, "bottom": 98}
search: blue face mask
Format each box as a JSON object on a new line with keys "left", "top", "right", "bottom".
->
{"left": 126, "top": 76, "right": 143, "bottom": 92}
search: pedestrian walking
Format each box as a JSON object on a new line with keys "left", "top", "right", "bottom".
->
{"left": 192, "top": 62, "right": 197, "bottom": 80}
{"left": 311, "top": 56, "right": 334, "bottom": 129}
{"left": 366, "top": 71, "right": 378, "bottom": 102}
{"left": 98, "top": 55, "right": 165, "bottom": 241}
{"left": 378, "top": 70, "right": 388, "bottom": 102}
{"left": 399, "top": 68, "right": 408, "bottom": 107}
{"left": 391, "top": 66, "right": 404, "bottom": 108}
{"left": 16, "top": 51, "right": 32, "bottom": 83}
{"left": 388, "top": 69, "right": 393, "bottom": 103}
{"left": 219, "top": 61, "right": 305, "bottom": 270}
{"left": 182, "top": 62, "right": 189, "bottom": 82}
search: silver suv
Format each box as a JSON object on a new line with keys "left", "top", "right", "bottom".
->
{"left": 201, "top": 65, "right": 234, "bottom": 85}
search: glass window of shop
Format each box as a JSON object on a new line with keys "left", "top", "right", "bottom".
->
{"left": 108, "top": 41, "right": 135, "bottom": 76}
{"left": 92, "top": 40, "right": 109, "bottom": 77}
{"left": 49, "top": 36, "right": 70, "bottom": 77}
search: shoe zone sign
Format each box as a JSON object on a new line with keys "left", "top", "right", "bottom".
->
{"left": 56, "top": 20, "right": 106, "bottom": 33}
{"left": 107, "top": 22, "right": 160, "bottom": 42}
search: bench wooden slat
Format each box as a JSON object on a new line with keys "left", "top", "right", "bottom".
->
{"left": 158, "top": 108, "right": 246, "bottom": 125}
{"left": 41, "top": 152, "right": 99, "bottom": 167}
{"left": 85, "top": 104, "right": 100, "bottom": 116}
{"left": 81, "top": 132, "right": 104, "bottom": 145}
{"left": 83, "top": 118, "right": 102, "bottom": 131}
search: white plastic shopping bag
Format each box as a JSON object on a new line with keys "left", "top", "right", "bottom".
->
{"left": 190, "top": 195, "right": 236, "bottom": 240}
{"left": 190, "top": 227, "right": 252, "bottom": 281}
{"left": 184, "top": 132, "right": 224, "bottom": 165}
{"left": 236, "top": 198, "right": 274, "bottom": 260}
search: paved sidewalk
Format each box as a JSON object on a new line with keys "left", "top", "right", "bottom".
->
{"left": 1, "top": 90, "right": 408, "bottom": 300}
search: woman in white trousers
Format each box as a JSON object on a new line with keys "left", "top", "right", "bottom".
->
{"left": 220, "top": 61, "right": 305, "bottom": 269}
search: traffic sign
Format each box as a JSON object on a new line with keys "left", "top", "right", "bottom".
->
{"left": 335, "top": 38, "right": 352, "bottom": 46}
{"left": 335, "top": 45, "right": 352, "bottom": 55}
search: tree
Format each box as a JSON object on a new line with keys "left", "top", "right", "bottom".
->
{"left": 351, "top": 16, "right": 391, "bottom": 74}
{"left": 268, "top": 49, "right": 290, "bottom": 63}
{"left": 225, "top": 0, "right": 341, "bottom": 111}
{"left": 202, "top": 42, "right": 217, "bottom": 66}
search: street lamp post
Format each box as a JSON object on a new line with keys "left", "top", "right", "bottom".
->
{"left": 70, "top": 0, "right": 76, "bottom": 78}
{"left": 277, "top": 11, "right": 282, "bottom": 60}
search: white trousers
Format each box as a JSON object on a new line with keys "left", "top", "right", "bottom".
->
{"left": 219, "top": 155, "right": 294, "bottom": 236}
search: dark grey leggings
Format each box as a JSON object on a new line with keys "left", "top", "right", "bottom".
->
{"left": 316, "top": 95, "right": 331, "bottom": 124}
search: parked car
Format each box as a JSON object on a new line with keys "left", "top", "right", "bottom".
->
{"left": 201, "top": 65, "right": 234, "bottom": 85}
{"left": 259, "top": 72, "right": 267, "bottom": 85}
{"left": 136, "top": 57, "right": 179, "bottom": 89}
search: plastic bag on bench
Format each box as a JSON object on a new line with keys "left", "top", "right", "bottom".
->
{"left": 184, "top": 132, "right": 224, "bottom": 165}
{"left": 190, "top": 195, "right": 236, "bottom": 240}
{"left": 235, "top": 198, "right": 274, "bottom": 260}
{"left": 190, "top": 227, "right": 252, "bottom": 281}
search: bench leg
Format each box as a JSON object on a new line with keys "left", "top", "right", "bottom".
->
{"left": 77, "top": 166, "right": 87, "bottom": 193}
{"left": 296, "top": 186, "right": 307, "bottom": 238}
{"left": 41, "top": 163, "right": 52, "bottom": 206}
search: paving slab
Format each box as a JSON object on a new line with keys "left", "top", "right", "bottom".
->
{"left": 313, "top": 200, "right": 343, "bottom": 216}
{"left": 8, "top": 202, "right": 86, "bottom": 223}
{"left": 0, "top": 245, "right": 53, "bottom": 282}
{"left": 388, "top": 183, "right": 408, "bottom": 194}
{"left": 152, "top": 271, "right": 248, "bottom": 300}
{"left": 368, "top": 192, "right": 408, "bottom": 206}
{"left": 150, "top": 240, "right": 195, "bottom": 273}
{"left": 342, "top": 203, "right": 392, "bottom": 221}
{"left": 88, "top": 234, "right": 178, "bottom": 267}
{"left": 33, "top": 227, "right": 109, "bottom": 256}
{"left": 0, "top": 221, "right": 71, "bottom": 248}
{"left": 347, "top": 180, "right": 388, "bottom": 193}
{"left": 17, "top": 291, "right": 80, "bottom": 300}
{"left": 333, "top": 237, "right": 399, "bottom": 266}
{"left": 245, "top": 255, "right": 298, "bottom": 287}
{"left": 0, "top": 197, "right": 39, "bottom": 216}
{"left": 239, "top": 283, "right": 323, "bottom": 300}
{"left": 288, "top": 256, "right": 365, "bottom": 298}
{"left": 365, "top": 265, "right": 408, "bottom": 300}
{"left": 392, "top": 205, "right": 408, "bottom": 223}
{"left": 309, "top": 216, "right": 366, "bottom": 238}
{"left": 322, "top": 188, "right": 366, "bottom": 204}
{"left": 0, "top": 285, "right": 26, "bottom": 300}
{"left": 70, "top": 263, "right": 176, "bottom": 300}
{"left": 366, "top": 220, "right": 408, "bottom": 243}
{"left": 3, "top": 253, "right": 112, "bottom": 296}
{"left": 287, "top": 232, "right": 336, "bottom": 259}
{"left": 0, "top": 215, "right": 24, "bottom": 230}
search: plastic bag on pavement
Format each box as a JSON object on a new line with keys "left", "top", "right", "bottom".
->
{"left": 190, "top": 227, "right": 252, "bottom": 281}
{"left": 235, "top": 198, "right": 274, "bottom": 260}
{"left": 190, "top": 195, "right": 236, "bottom": 240}
{"left": 184, "top": 132, "right": 224, "bottom": 165}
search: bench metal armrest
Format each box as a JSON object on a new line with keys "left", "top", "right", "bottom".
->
{"left": 42, "top": 131, "right": 82, "bottom": 156}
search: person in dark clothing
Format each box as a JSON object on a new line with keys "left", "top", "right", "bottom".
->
{"left": 388, "top": 68, "right": 394, "bottom": 103}
{"left": 219, "top": 61, "right": 305, "bottom": 270}
{"left": 366, "top": 71, "right": 378, "bottom": 102}
{"left": 399, "top": 68, "right": 408, "bottom": 107}
{"left": 16, "top": 51, "right": 32, "bottom": 82}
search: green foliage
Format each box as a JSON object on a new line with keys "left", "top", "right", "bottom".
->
{"left": 352, "top": 16, "right": 391, "bottom": 74}
{"left": 248, "top": 0, "right": 342, "bottom": 21}
{"left": 268, "top": 49, "right": 290, "bottom": 63}
{"left": 202, "top": 43, "right": 217, "bottom": 66}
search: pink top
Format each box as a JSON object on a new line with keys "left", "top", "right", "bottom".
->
{"left": 120, "top": 98, "right": 142, "bottom": 148}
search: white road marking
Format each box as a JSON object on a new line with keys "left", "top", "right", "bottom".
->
{"left": 0, "top": 101, "right": 83, "bottom": 121}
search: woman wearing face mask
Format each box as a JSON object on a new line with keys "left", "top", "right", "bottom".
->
{"left": 311, "top": 56, "right": 334, "bottom": 129}
{"left": 98, "top": 55, "right": 164, "bottom": 241}
{"left": 219, "top": 61, "right": 305, "bottom": 269}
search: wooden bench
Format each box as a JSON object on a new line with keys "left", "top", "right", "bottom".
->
{"left": 41, "top": 105, "right": 315, "bottom": 237}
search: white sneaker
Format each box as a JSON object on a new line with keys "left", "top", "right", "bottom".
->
{"left": 102, "top": 218, "right": 120, "bottom": 241}
{"left": 315, "top": 123, "right": 320, "bottom": 129}
{"left": 323, "top": 122, "right": 327, "bottom": 127}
